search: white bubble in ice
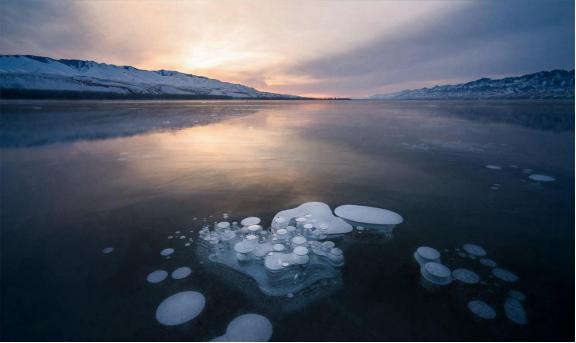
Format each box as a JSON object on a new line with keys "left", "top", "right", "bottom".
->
{"left": 492, "top": 268, "right": 519, "bottom": 283}
{"left": 508, "top": 290, "right": 527, "bottom": 302}
{"left": 479, "top": 258, "right": 497, "bottom": 267}
{"left": 275, "top": 202, "right": 352, "bottom": 234}
{"left": 155, "top": 291, "right": 206, "bottom": 326}
{"left": 528, "top": 174, "right": 556, "bottom": 182}
{"left": 102, "top": 247, "right": 114, "bottom": 254}
{"left": 467, "top": 300, "right": 496, "bottom": 319}
{"left": 420, "top": 262, "right": 452, "bottom": 285}
{"left": 335, "top": 205, "right": 403, "bottom": 226}
{"left": 147, "top": 270, "right": 168, "bottom": 284}
{"left": 504, "top": 298, "right": 527, "bottom": 325}
{"left": 179, "top": 236, "right": 186, "bottom": 239}
{"left": 160, "top": 248, "right": 175, "bottom": 256}
{"left": 225, "top": 313, "right": 273, "bottom": 342}
{"left": 452, "top": 269, "right": 481, "bottom": 284}
{"left": 171, "top": 267, "right": 192, "bottom": 279}
{"left": 168, "top": 236, "right": 174, "bottom": 239}
{"left": 462, "top": 244, "right": 487, "bottom": 257}
{"left": 241, "top": 217, "right": 261, "bottom": 226}
{"left": 414, "top": 246, "right": 440, "bottom": 265}
{"left": 210, "top": 335, "right": 229, "bottom": 342}
{"left": 485, "top": 165, "right": 502, "bottom": 170}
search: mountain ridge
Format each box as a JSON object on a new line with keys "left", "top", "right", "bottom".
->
{"left": 0, "top": 55, "right": 300, "bottom": 99}
{"left": 370, "top": 70, "right": 575, "bottom": 100}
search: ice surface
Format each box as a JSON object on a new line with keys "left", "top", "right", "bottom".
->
{"left": 171, "top": 267, "right": 192, "bottom": 279}
{"left": 462, "top": 244, "right": 487, "bottom": 257}
{"left": 160, "top": 248, "right": 175, "bottom": 256}
{"left": 528, "top": 174, "right": 556, "bottom": 182}
{"left": 274, "top": 202, "right": 352, "bottom": 235}
{"left": 452, "top": 269, "right": 480, "bottom": 284}
{"left": 101, "top": 247, "right": 114, "bottom": 254}
{"left": 147, "top": 270, "right": 168, "bottom": 284}
{"left": 467, "top": 300, "right": 496, "bottom": 319}
{"left": 225, "top": 314, "right": 273, "bottom": 342}
{"left": 504, "top": 298, "right": 528, "bottom": 325}
{"left": 492, "top": 268, "right": 519, "bottom": 283}
{"left": 155, "top": 291, "right": 206, "bottom": 326}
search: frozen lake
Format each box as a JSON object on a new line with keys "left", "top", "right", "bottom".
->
{"left": 0, "top": 100, "right": 573, "bottom": 341}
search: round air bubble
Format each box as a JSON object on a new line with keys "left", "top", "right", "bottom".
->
{"left": 155, "top": 291, "right": 206, "bottom": 326}
{"left": 225, "top": 314, "right": 273, "bottom": 342}
{"left": 467, "top": 300, "right": 496, "bottom": 319}
{"left": 479, "top": 258, "right": 497, "bottom": 267}
{"left": 171, "top": 267, "right": 192, "bottom": 279}
{"left": 334, "top": 205, "right": 403, "bottom": 226}
{"left": 528, "top": 174, "right": 555, "bottom": 182}
{"left": 504, "top": 298, "right": 527, "bottom": 325}
{"left": 102, "top": 247, "right": 114, "bottom": 254}
{"left": 462, "top": 244, "right": 487, "bottom": 257}
{"left": 414, "top": 246, "right": 440, "bottom": 265}
{"left": 492, "top": 268, "right": 519, "bottom": 283}
{"left": 160, "top": 248, "right": 175, "bottom": 256}
{"left": 147, "top": 270, "right": 168, "bottom": 284}
{"left": 452, "top": 269, "right": 480, "bottom": 284}
{"left": 420, "top": 262, "right": 452, "bottom": 285}
{"left": 485, "top": 165, "right": 502, "bottom": 170}
{"left": 508, "top": 290, "right": 527, "bottom": 301}
{"left": 241, "top": 217, "right": 261, "bottom": 226}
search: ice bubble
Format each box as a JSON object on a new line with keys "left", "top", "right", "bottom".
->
{"left": 508, "top": 290, "right": 527, "bottom": 301}
{"left": 335, "top": 205, "right": 403, "bottom": 227}
{"left": 479, "top": 258, "right": 497, "bottom": 267}
{"left": 272, "top": 244, "right": 285, "bottom": 252}
{"left": 147, "top": 270, "right": 168, "bottom": 284}
{"left": 171, "top": 267, "right": 192, "bottom": 279}
{"left": 528, "top": 174, "right": 555, "bottom": 182}
{"left": 414, "top": 246, "right": 440, "bottom": 266}
{"left": 420, "top": 262, "right": 452, "bottom": 285}
{"left": 452, "top": 269, "right": 481, "bottom": 284}
{"left": 485, "top": 165, "right": 502, "bottom": 170}
{"left": 225, "top": 313, "right": 273, "bottom": 342}
{"left": 180, "top": 236, "right": 186, "bottom": 239}
{"left": 275, "top": 202, "right": 352, "bottom": 234}
{"left": 241, "top": 217, "right": 261, "bottom": 226}
{"left": 184, "top": 242, "right": 191, "bottom": 247}
{"left": 504, "top": 298, "right": 527, "bottom": 325}
{"left": 155, "top": 291, "right": 206, "bottom": 326}
{"left": 467, "top": 300, "right": 496, "bottom": 319}
{"left": 175, "top": 230, "right": 181, "bottom": 234}
{"left": 210, "top": 335, "right": 229, "bottom": 342}
{"left": 462, "top": 244, "right": 487, "bottom": 257}
{"left": 217, "top": 222, "right": 231, "bottom": 230}
{"left": 102, "top": 247, "right": 114, "bottom": 254}
{"left": 160, "top": 248, "right": 175, "bottom": 256}
{"left": 168, "top": 236, "right": 174, "bottom": 239}
{"left": 492, "top": 268, "right": 519, "bottom": 283}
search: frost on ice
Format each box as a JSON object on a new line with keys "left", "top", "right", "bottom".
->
{"left": 155, "top": 291, "right": 206, "bottom": 326}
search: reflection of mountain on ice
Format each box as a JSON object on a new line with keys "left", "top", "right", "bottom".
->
{"left": 0, "top": 55, "right": 299, "bottom": 99}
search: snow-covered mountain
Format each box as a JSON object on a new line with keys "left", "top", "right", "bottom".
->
{"left": 371, "top": 70, "right": 575, "bottom": 100}
{"left": 0, "top": 55, "right": 299, "bottom": 99}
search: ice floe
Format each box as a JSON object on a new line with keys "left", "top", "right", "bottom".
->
{"left": 155, "top": 291, "right": 206, "bottom": 326}
{"left": 147, "top": 270, "right": 168, "bottom": 284}
{"left": 171, "top": 267, "right": 192, "bottom": 279}
{"left": 467, "top": 300, "right": 496, "bottom": 319}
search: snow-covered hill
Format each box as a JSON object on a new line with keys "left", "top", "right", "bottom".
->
{"left": 0, "top": 55, "right": 298, "bottom": 99}
{"left": 371, "top": 70, "right": 575, "bottom": 100}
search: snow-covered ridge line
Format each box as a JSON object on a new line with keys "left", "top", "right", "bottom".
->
{"left": 370, "top": 70, "right": 575, "bottom": 100}
{"left": 0, "top": 55, "right": 300, "bottom": 99}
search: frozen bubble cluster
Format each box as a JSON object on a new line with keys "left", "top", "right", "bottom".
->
{"left": 196, "top": 202, "right": 403, "bottom": 298}
{"left": 102, "top": 247, "right": 114, "bottom": 254}
{"left": 414, "top": 242, "right": 528, "bottom": 326}
{"left": 147, "top": 270, "right": 168, "bottom": 284}
{"left": 155, "top": 291, "right": 206, "bottom": 326}
{"left": 468, "top": 300, "right": 496, "bottom": 319}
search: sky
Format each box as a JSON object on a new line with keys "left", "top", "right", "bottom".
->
{"left": 0, "top": 0, "right": 573, "bottom": 97}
